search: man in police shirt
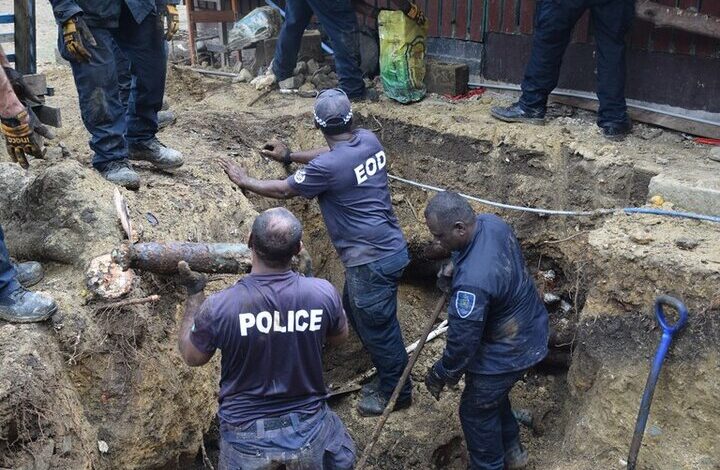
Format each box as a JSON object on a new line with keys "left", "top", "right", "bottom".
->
{"left": 177, "top": 208, "right": 355, "bottom": 470}
{"left": 422, "top": 192, "right": 549, "bottom": 470}
{"left": 220, "top": 88, "right": 412, "bottom": 417}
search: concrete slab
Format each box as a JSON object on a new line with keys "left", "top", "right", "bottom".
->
{"left": 648, "top": 173, "right": 720, "bottom": 216}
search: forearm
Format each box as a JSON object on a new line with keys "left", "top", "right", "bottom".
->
{"left": 178, "top": 292, "right": 205, "bottom": 360}
{"left": 437, "top": 319, "right": 485, "bottom": 384}
{"left": 239, "top": 177, "right": 296, "bottom": 199}
{"left": 0, "top": 69, "right": 23, "bottom": 118}
{"left": 290, "top": 147, "right": 329, "bottom": 165}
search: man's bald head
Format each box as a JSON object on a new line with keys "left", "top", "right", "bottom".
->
{"left": 250, "top": 208, "right": 303, "bottom": 269}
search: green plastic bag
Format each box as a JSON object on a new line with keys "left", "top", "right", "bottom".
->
{"left": 378, "top": 10, "right": 427, "bottom": 104}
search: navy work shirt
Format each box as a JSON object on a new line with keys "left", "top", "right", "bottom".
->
{"left": 50, "top": 0, "right": 179, "bottom": 28}
{"left": 286, "top": 129, "right": 406, "bottom": 267}
{"left": 190, "top": 271, "right": 346, "bottom": 426}
{"left": 436, "top": 214, "right": 548, "bottom": 382}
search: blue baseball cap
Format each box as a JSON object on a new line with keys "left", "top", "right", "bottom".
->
{"left": 313, "top": 88, "right": 353, "bottom": 131}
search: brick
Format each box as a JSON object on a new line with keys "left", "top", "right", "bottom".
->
{"left": 424, "top": 60, "right": 469, "bottom": 96}
{"left": 255, "top": 30, "right": 324, "bottom": 70}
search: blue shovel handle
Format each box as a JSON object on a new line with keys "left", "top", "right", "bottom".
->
{"left": 627, "top": 295, "right": 688, "bottom": 470}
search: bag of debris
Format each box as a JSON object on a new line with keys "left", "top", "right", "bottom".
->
{"left": 228, "top": 6, "right": 283, "bottom": 51}
{"left": 378, "top": 10, "right": 427, "bottom": 103}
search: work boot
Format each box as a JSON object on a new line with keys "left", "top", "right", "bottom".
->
{"left": 357, "top": 391, "right": 411, "bottom": 417}
{"left": 11, "top": 260, "right": 43, "bottom": 288}
{"left": 504, "top": 442, "right": 529, "bottom": 469}
{"left": 350, "top": 88, "right": 380, "bottom": 103}
{"left": 129, "top": 138, "right": 184, "bottom": 170}
{"left": 360, "top": 377, "right": 380, "bottom": 398}
{"left": 0, "top": 287, "right": 57, "bottom": 323}
{"left": 99, "top": 160, "right": 141, "bottom": 190}
{"left": 490, "top": 103, "right": 545, "bottom": 124}
{"left": 601, "top": 121, "right": 632, "bottom": 141}
{"left": 158, "top": 110, "right": 176, "bottom": 130}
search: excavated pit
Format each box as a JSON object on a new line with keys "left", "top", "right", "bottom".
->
{"left": 1, "top": 68, "right": 718, "bottom": 470}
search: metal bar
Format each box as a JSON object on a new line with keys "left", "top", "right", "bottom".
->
{"left": 187, "top": 0, "right": 198, "bottom": 65}
{"left": 0, "top": 33, "right": 14, "bottom": 43}
{"left": 14, "top": 0, "right": 36, "bottom": 74}
{"left": 0, "top": 14, "right": 14, "bottom": 24}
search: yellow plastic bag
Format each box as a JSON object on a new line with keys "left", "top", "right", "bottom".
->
{"left": 378, "top": 10, "right": 427, "bottom": 104}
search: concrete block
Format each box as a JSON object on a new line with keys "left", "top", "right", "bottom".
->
{"left": 255, "top": 30, "right": 324, "bottom": 70}
{"left": 279, "top": 74, "right": 304, "bottom": 90}
{"left": 424, "top": 60, "right": 469, "bottom": 96}
{"left": 648, "top": 173, "right": 720, "bottom": 216}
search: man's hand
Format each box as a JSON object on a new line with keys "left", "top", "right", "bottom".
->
{"left": 1, "top": 108, "right": 54, "bottom": 169}
{"left": 250, "top": 73, "right": 277, "bottom": 91}
{"left": 177, "top": 261, "right": 207, "bottom": 295}
{"left": 162, "top": 5, "right": 180, "bottom": 41}
{"left": 436, "top": 260, "right": 454, "bottom": 294}
{"left": 219, "top": 157, "right": 249, "bottom": 187}
{"left": 62, "top": 16, "right": 96, "bottom": 63}
{"left": 405, "top": 2, "right": 427, "bottom": 26}
{"left": 260, "top": 139, "right": 292, "bottom": 164}
{"left": 425, "top": 362, "right": 446, "bottom": 401}
{"left": 3, "top": 67, "right": 41, "bottom": 105}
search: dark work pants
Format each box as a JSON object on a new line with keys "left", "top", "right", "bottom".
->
{"left": 272, "top": 0, "right": 365, "bottom": 98}
{"left": 58, "top": 3, "right": 166, "bottom": 170}
{"left": 519, "top": 0, "right": 634, "bottom": 128}
{"left": 0, "top": 224, "right": 19, "bottom": 299}
{"left": 460, "top": 370, "right": 527, "bottom": 470}
{"left": 343, "top": 249, "right": 412, "bottom": 400}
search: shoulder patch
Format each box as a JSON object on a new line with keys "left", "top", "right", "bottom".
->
{"left": 294, "top": 169, "right": 306, "bottom": 184}
{"left": 455, "top": 291, "right": 476, "bottom": 318}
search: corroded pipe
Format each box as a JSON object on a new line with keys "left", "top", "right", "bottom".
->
{"left": 112, "top": 242, "right": 314, "bottom": 276}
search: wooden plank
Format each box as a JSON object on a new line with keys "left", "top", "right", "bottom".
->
{"left": 21, "top": 73, "right": 46, "bottom": 96}
{"left": 549, "top": 95, "right": 720, "bottom": 139}
{"left": 672, "top": 0, "right": 699, "bottom": 55}
{"left": 13, "top": 0, "right": 35, "bottom": 74}
{"left": 189, "top": 9, "right": 236, "bottom": 23}
{"left": 695, "top": 0, "right": 720, "bottom": 57}
{"left": 488, "top": 0, "right": 503, "bottom": 32}
{"left": 32, "top": 104, "right": 61, "bottom": 128}
{"left": 502, "top": 0, "right": 517, "bottom": 33}
{"left": 456, "top": 0, "right": 468, "bottom": 40}
{"left": 519, "top": 0, "right": 535, "bottom": 35}
{"left": 440, "top": 0, "right": 454, "bottom": 38}
{"left": 469, "top": 0, "right": 484, "bottom": 41}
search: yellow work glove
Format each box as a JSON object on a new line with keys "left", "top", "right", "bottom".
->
{"left": 62, "top": 16, "right": 96, "bottom": 63}
{"left": 1, "top": 108, "right": 54, "bottom": 169}
{"left": 163, "top": 5, "right": 180, "bottom": 41}
{"left": 406, "top": 2, "right": 427, "bottom": 26}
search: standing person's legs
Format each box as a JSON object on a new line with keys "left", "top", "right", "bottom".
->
{"left": 271, "top": 0, "right": 314, "bottom": 82}
{"left": 518, "top": 0, "right": 586, "bottom": 112}
{"left": 114, "top": 43, "right": 132, "bottom": 112}
{"left": 460, "top": 371, "right": 526, "bottom": 470}
{"left": 0, "top": 224, "right": 19, "bottom": 299}
{"left": 56, "top": 26, "right": 128, "bottom": 173}
{"left": 591, "top": 0, "right": 634, "bottom": 131}
{"left": 306, "top": 0, "right": 365, "bottom": 98}
{"left": 343, "top": 249, "right": 411, "bottom": 415}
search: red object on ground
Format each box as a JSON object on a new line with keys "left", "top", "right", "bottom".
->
{"left": 446, "top": 87, "right": 486, "bottom": 101}
{"left": 694, "top": 137, "right": 720, "bottom": 146}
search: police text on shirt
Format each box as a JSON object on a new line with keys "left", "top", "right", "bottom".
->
{"left": 238, "top": 309, "right": 323, "bottom": 336}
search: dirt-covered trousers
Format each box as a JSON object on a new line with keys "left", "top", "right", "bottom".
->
{"left": 218, "top": 405, "right": 355, "bottom": 470}
{"left": 0, "top": 224, "right": 19, "bottom": 299}
{"left": 343, "top": 248, "right": 412, "bottom": 401}
{"left": 519, "top": 0, "right": 634, "bottom": 129}
{"left": 56, "top": 2, "right": 166, "bottom": 171}
{"left": 271, "top": 0, "right": 365, "bottom": 98}
{"left": 460, "top": 369, "right": 527, "bottom": 470}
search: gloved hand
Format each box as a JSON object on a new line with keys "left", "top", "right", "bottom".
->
{"left": 162, "top": 5, "right": 180, "bottom": 41}
{"left": 3, "top": 67, "right": 42, "bottom": 105}
{"left": 260, "top": 139, "right": 292, "bottom": 164}
{"left": 1, "top": 108, "right": 54, "bottom": 169}
{"left": 424, "top": 362, "right": 446, "bottom": 401}
{"left": 436, "top": 260, "right": 454, "bottom": 294}
{"left": 405, "top": 2, "right": 427, "bottom": 26}
{"left": 62, "top": 16, "right": 96, "bottom": 63}
{"left": 250, "top": 73, "right": 277, "bottom": 91}
{"left": 177, "top": 261, "right": 207, "bottom": 295}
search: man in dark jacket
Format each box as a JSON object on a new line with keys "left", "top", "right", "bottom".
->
{"left": 49, "top": 0, "right": 183, "bottom": 189}
{"left": 491, "top": 0, "right": 635, "bottom": 140}
{"left": 423, "top": 191, "right": 549, "bottom": 470}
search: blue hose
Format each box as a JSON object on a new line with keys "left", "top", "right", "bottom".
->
{"left": 388, "top": 174, "right": 720, "bottom": 224}
{"left": 264, "top": 0, "right": 335, "bottom": 55}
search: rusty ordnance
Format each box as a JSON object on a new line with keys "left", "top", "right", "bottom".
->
{"left": 112, "top": 242, "right": 252, "bottom": 274}
{"left": 112, "top": 242, "right": 313, "bottom": 276}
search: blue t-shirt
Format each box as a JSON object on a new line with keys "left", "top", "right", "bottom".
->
{"left": 286, "top": 129, "right": 406, "bottom": 267}
{"left": 437, "top": 214, "right": 549, "bottom": 381}
{"left": 190, "top": 271, "right": 346, "bottom": 426}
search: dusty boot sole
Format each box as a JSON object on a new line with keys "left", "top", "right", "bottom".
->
{"left": 490, "top": 111, "right": 545, "bottom": 125}
{"left": 128, "top": 154, "right": 184, "bottom": 170}
{"left": 357, "top": 396, "right": 412, "bottom": 417}
{"left": 0, "top": 304, "right": 57, "bottom": 323}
